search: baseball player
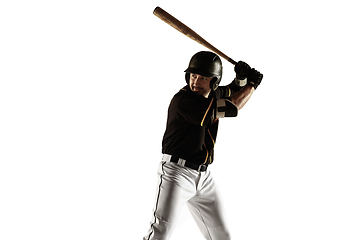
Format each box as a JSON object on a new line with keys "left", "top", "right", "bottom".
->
{"left": 143, "top": 51, "right": 263, "bottom": 240}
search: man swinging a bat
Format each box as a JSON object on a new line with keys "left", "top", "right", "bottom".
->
{"left": 143, "top": 51, "right": 263, "bottom": 240}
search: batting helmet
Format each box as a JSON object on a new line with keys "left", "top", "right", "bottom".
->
{"left": 184, "top": 51, "right": 223, "bottom": 90}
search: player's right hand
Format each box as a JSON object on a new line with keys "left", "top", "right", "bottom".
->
{"left": 234, "top": 61, "right": 251, "bottom": 80}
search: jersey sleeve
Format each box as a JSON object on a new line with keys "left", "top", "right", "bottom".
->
{"left": 215, "top": 79, "right": 243, "bottom": 99}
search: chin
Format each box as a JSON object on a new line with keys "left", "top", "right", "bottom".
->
{"left": 192, "top": 89, "right": 202, "bottom": 95}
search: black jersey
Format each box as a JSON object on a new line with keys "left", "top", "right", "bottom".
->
{"left": 162, "top": 81, "right": 242, "bottom": 165}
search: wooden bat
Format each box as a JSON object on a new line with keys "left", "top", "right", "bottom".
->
{"left": 153, "top": 6, "right": 237, "bottom": 65}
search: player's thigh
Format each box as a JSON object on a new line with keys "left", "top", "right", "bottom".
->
{"left": 154, "top": 162, "right": 196, "bottom": 222}
{"left": 187, "top": 174, "right": 228, "bottom": 228}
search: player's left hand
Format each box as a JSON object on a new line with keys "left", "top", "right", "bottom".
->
{"left": 234, "top": 61, "right": 250, "bottom": 80}
{"left": 247, "top": 68, "right": 263, "bottom": 89}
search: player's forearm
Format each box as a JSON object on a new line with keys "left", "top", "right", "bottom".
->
{"left": 230, "top": 85, "right": 254, "bottom": 110}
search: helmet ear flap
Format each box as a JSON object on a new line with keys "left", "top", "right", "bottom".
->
{"left": 211, "top": 76, "right": 222, "bottom": 90}
{"left": 211, "top": 64, "right": 222, "bottom": 90}
{"left": 185, "top": 72, "right": 190, "bottom": 85}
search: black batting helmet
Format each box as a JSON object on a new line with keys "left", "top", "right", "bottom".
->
{"left": 184, "top": 51, "right": 223, "bottom": 90}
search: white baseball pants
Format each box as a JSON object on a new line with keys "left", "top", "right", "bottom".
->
{"left": 143, "top": 160, "right": 231, "bottom": 240}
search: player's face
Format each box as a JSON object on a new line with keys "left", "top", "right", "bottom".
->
{"left": 189, "top": 73, "right": 212, "bottom": 98}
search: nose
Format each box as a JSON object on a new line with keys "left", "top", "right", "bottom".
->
{"left": 193, "top": 74, "right": 199, "bottom": 85}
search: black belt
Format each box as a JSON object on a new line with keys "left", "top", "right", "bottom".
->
{"left": 163, "top": 154, "right": 208, "bottom": 172}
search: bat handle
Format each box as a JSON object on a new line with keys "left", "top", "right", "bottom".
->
{"left": 227, "top": 58, "right": 237, "bottom": 65}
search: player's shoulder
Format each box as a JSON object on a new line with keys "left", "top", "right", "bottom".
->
{"left": 173, "top": 85, "right": 190, "bottom": 97}
{"left": 179, "top": 85, "right": 190, "bottom": 92}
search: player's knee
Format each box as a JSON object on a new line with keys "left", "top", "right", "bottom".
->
{"left": 144, "top": 219, "right": 176, "bottom": 240}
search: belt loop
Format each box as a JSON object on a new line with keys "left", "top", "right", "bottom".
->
{"left": 162, "top": 154, "right": 171, "bottom": 162}
{"left": 178, "top": 158, "right": 186, "bottom": 166}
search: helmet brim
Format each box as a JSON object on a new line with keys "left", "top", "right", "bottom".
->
{"left": 184, "top": 67, "right": 218, "bottom": 78}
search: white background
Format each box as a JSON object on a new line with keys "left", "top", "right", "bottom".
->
{"left": 1, "top": 0, "right": 359, "bottom": 239}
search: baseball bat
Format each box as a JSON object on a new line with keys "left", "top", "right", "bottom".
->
{"left": 153, "top": 7, "right": 237, "bottom": 65}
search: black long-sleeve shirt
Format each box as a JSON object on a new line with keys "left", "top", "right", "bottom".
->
{"left": 162, "top": 80, "right": 242, "bottom": 165}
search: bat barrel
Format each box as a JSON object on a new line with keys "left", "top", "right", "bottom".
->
{"left": 153, "top": 7, "right": 237, "bottom": 65}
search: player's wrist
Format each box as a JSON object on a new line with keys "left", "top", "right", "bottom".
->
{"left": 234, "top": 77, "right": 247, "bottom": 87}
